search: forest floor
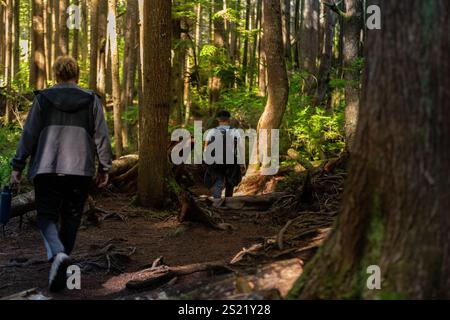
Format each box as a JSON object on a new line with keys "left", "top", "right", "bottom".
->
{"left": 0, "top": 164, "right": 344, "bottom": 300}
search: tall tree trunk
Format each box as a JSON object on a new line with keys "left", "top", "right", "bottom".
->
{"left": 208, "top": 0, "right": 227, "bottom": 112}
{"left": 12, "top": 0, "right": 20, "bottom": 76}
{"left": 0, "top": 3, "right": 5, "bottom": 78}
{"left": 107, "top": 0, "right": 123, "bottom": 157}
{"left": 257, "top": 0, "right": 267, "bottom": 96}
{"left": 58, "top": 0, "right": 70, "bottom": 56}
{"left": 80, "top": 0, "right": 89, "bottom": 65}
{"left": 3, "top": 0, "right": 13, "bottom": 124}
{"left": 194, "top": 2, "right": 202, "bottom": 56}
{"left": 293, "top": 0, "right": 300, "bottom": 69}
{"left": 299, "top": 0, "right": 319, "bottom": 76}
{"left": 290, "top": 0, "right": 450, "bottom": 300}
{"left": 281, "top": 0, "right": 291, "bottom": 63}
{"left": 30, "top": 0, "right": 46, "bottom": 90}
{"left": 138, "top": 0, "right": 172, "bottom": 208}
{"left": 97, "top": 0, "right": 108, "bottom": 104}
{"left": 253, "top": 0, "right": 288, "bottom": 171}
{"left": 343, "top": 0, "right": 363, "bottom": 150}
{"left": 171, "top": 19, "right": 185, "bottom": 126}
{"left": 89, "top": 0, "right": 99, "bottom": 90}
{"left": 249, "top": 0, "right": 262, "bottom": 90}
{"left": 314, "top": 4, "right": 336, "bottom": 107}
{"left": 72, "top": 0, "right": 80, "bottom": 60}
{"left": 258, "top": 0, "right": 289, "bottom": 130}
{"left": 183, "top": 50, "right": 192, "bottom": 126}
{"left": 241, "top": 0, "right": 251, "bottom": 84}
{"left": 121, "top": 0, "right": 138, "bottom": 150}
{"left": 51, "top": 0, "right": 58, "bottom": 67}
{"left": 44, "top": 0, "right": 53, "bottom": 81}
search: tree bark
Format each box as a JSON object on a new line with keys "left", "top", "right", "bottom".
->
{"left": 138, "top": 0, "right": 172, "bottom": 208}
{"left": 107, "top": 0, "right": 123, "bottom": 158}
{"left": 58, "top": 0, "right": 70, "bottom": 56}
{"left": 72, "top": 0, "right": 80, "bottom": 60}
{"left": 314, "top": 4, "right": 336, "bottom": 107}
{"left": 281, "top": 0, "right": 291, "bottom": 63}
{"left": 97, "top": 0, "right": 108, "bottom": 104}
{"left": 89, "top": 0, "right": 99, "bottom": 90}
{"left": 30, "top": 0, "right": 46, "bottom": 90}
{"left": 343, "top": 0, "right": 363, "bottom": 151}
{"left": 208, "top": 0, "right": 227, "bottom": 111}
{"left": 299, "top": 0, "right": 320, "bottom": 76}
{"left": 290, "top": 0, "right": 450, "bottom": 300}
{"left": 121, "top": 0, "right": 138, "bottom": 150}
{"left": 254, "top": 0, "right": 288, "bottom": 169}
{"left": 12, "top": 0, "right": 20, "bottom": 76}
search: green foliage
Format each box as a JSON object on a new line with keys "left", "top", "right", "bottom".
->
{"left": 0, "top": 125, "right": 21, "bottom": 186}
{"left": 284, "top": 74, "right": 345, "bottom": 161}
{"left": 215, "top": 88, "right": 265, "bottom": 127}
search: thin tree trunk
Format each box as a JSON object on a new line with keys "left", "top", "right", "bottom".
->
{"left": 343, "top": 0, "right": 362, "bottom": 150}
{"left": 51, "top": 0, "right": 58, "bottom": 66}
{"left": 59, "top": 0, "right": 70, "bottom": 55}
{"left": 12, "top": 0, "right": 20, "bottom": 76}
{"left": 208, "top": 0, "right": 227, "bottom": 112}
{"left": 44, "top": 0, "right": 53, "bottom": 81}
{"left": 281, "top": 0, "right": 291, "bottom": 63}
{"left": 89, "top": 0, "right": 99, "bottom": 90}
{"left": 138, "top": 0, "right": 172, "bottom": 208}
{"left": 241, "top": 0, "right": 251, "bottom": 84}
{"left": 97, "top": 0, "right": 108, "bottom": 104}
{"left": 299, "top": 0, "right": 319, "bottom": 76}
{"left": 31, "top": 0, "right": 46, "bottom": 90}
{"left": 72, "top": 0, "right": 80, "bottom": 60}
{"left": 194, "top": 2, "right": 202, "bottom": 56}
{"left": 249, "top": 0, "right": 262, "bottom": 90}
{"left": 0, "top": 4, "right": 4, "bottom": 78}
{"left": 3, "top": 0, "right": 13, "bottom": 124}
{"left": 108, "top": 0, "right": 123, "bottom": 157}
{"left": 121, "top": 0, "right": 138, "bottom": 150}
{"left": 292, "top": 0, "right": 300, "bottom": 70}
{"left": 291, "top": 0, "right": 450, "bottom": 299}
{"left": 171, "top": 19, "right": 184, "bottom": 126}
{"left": 314, "top": 5, "right": 336, "bottom": 107}
{"left": 80, "top": 0, "right": 89, "bottom": 65}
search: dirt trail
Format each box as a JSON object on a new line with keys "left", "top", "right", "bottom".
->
{"left": 0, "top": 193, "right": 277, "bottom": 299}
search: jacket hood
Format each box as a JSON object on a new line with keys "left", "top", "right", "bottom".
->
{"left": 36, "top": 87, "right": 95, "bottom": 113}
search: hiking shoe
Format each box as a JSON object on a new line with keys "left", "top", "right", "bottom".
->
{"left": 49, "top": 252, "right": 71, "bottom": 292}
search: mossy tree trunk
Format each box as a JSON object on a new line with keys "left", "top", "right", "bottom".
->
{"left": 289, "top": 0, "right": 450, "bottom": 300}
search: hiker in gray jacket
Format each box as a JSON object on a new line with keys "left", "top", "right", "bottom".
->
{"left": 9, "top": 56, "right": 113, "bottom": 292}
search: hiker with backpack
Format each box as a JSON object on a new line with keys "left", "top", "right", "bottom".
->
{"left": 204, "top": 111, "right": 245, "bottom": 199}
{"left": 9, "top": 56, "right": 113, "bottom": 292}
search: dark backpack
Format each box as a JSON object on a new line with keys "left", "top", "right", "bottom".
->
{"left": 209, "top": 127, "right": 238, "bottom": 171}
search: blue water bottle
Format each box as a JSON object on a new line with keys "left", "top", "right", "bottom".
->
{"left": 0, "top": 185, "right": 12, "bottom": 225}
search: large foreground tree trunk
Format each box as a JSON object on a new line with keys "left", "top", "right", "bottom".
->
{"left": 290, "top": 0, "right": 450, "bottom": 299}
{"left": 138, "top": 0, "right": 171, "bottom": 208}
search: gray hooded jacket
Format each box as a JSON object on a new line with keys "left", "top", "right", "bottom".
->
{"left": 10, "top": 83, "right": 113, "bottom": 180}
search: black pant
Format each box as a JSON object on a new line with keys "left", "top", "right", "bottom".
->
{"left": 34, "top": 174, "right": 91, "bottom": 260}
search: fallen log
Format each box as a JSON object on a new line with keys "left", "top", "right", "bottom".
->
{"left": 109, "top": 154, "right": 139, "bottom": 179}
{"left": 8, "top": 155, "right": 139, "bottom": 220}
{"left": 126, "top": 259, "right": 230, "bottom": 291}
{"left": 11, "top": 191, "right": 35, "bottom": 219}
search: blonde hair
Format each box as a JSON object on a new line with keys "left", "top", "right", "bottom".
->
{"left": 53, "top": 56, "right": 80, "bottom": 83}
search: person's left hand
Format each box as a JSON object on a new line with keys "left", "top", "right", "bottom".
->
{"left": 96, "top": 172, "right": 109, "bottom": 188}
{"left": 10, "top": 170, "right": 22, "bottom": 186}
